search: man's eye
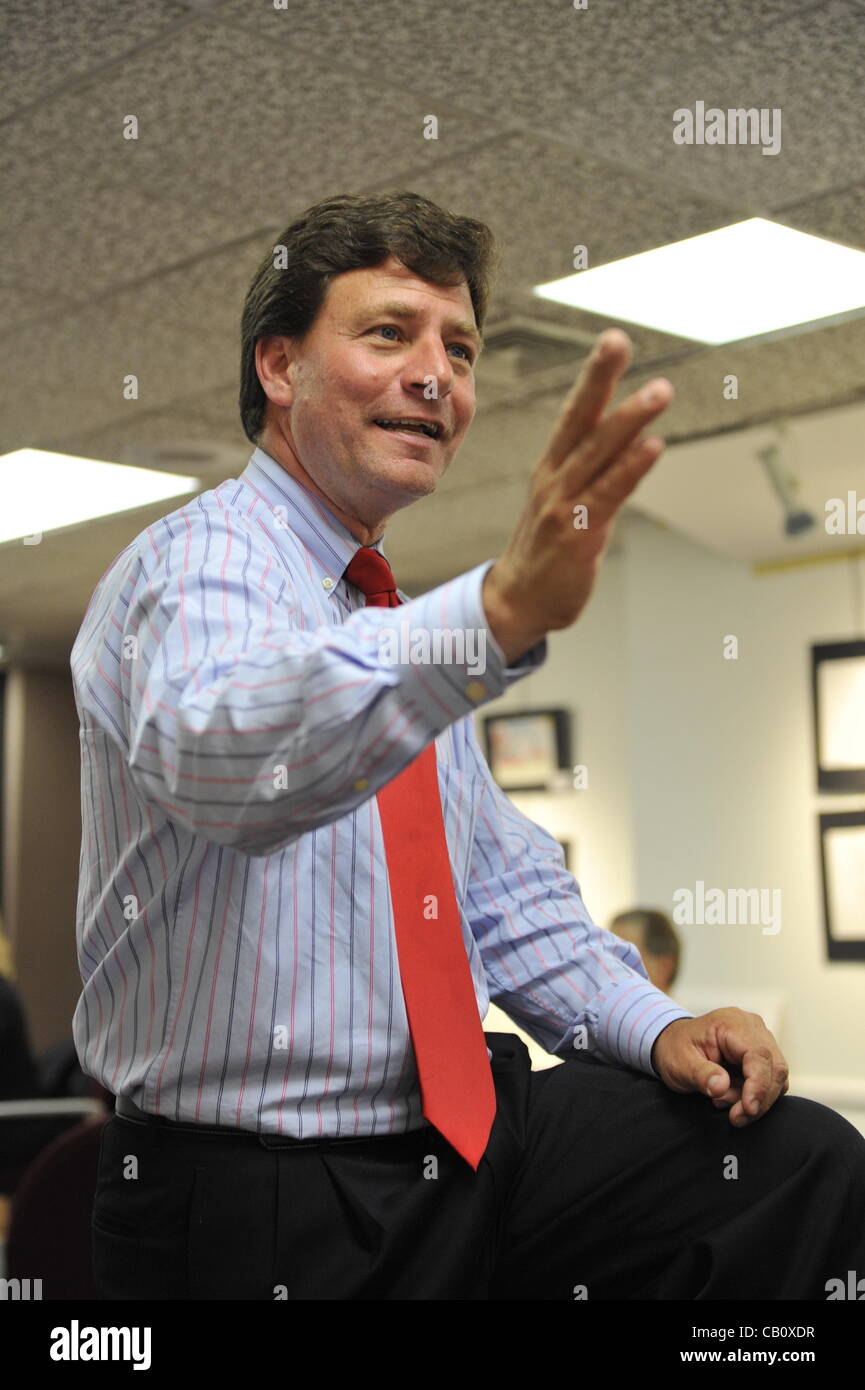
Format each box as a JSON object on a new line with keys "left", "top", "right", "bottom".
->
{"left": 369, "top": 326, "right": 473, "bottom": 362}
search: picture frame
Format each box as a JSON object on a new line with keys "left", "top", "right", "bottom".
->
{"left": 812, "top": 640, "right": 865, "bottom": 793}
{"left": 555, "top": 838, "right": 575, "bottom": 873}
{"left": 482, "top": 707, "right": 572, "bottom": 792}
{"left": 818, "top": 810, "right": 865, "bottom": 961}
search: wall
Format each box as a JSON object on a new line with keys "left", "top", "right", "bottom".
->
{"left": 622, "top": 511, "right": 864, "bottom": 1090}
{"left": 3, "top": 667, "right": 82, "bottom": 1054}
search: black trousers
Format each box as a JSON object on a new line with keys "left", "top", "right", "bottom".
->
{"left": 91, "top": 1033, "right": 865, "bottom": 1300}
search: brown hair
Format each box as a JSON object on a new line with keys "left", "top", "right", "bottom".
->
{"left": 611, "top": 908, "right": 681, "bottom": 979}
{"left": 239, "top": 190, "right": 500, "bottom": 444}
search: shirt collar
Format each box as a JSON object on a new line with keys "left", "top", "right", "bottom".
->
{"left": 240, "top": 446, "right": 397, "bottom": 593}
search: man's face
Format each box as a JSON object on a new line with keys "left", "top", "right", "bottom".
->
{"left": 261, "top": 255, "right": 480, "bottom": 534}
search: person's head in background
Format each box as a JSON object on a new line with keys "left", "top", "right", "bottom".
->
{"left": 610, "top": 909, "right": 680, "bottom": 993}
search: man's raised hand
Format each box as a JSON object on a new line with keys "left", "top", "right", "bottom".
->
{"left": 483, "top": 329, "right": 673, "bottom": 663}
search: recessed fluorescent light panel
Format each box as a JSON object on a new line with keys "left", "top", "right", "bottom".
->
{"left": 0, "top": 449, "right": 200, "bottom": 545}
{"left": 534, "top": 218, "right": 865, "bottom": 345}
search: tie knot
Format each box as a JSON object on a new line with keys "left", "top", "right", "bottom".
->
{"left": 343, "top": 547, "right": 400, "bottom": 607}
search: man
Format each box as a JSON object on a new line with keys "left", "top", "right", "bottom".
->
{"left": 610, "top": 909, "right": 680, "bottom": 993}
{"left": 72, "top": 190, "right": 865, "bottom": 1300}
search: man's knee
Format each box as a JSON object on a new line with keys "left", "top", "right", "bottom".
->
{"left": 770, "top": 1093, "right": 865, "bottom": 1186}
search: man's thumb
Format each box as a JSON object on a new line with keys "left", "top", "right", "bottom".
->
{"left": 704, "top": 1069, "right": 729, "bottom": 1096}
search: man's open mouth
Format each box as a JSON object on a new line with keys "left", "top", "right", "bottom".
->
{"left": 373, "top": 418, "right": 442, "bottom": 439}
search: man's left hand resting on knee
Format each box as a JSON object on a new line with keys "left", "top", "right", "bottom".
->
{"left": 651, "top": 1008, "right": 790, "bottom": 1126}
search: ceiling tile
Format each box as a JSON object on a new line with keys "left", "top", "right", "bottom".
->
{"left": 540, "top": 0, "right": 865, "bottom": 209}
{"left": 0, "top": 0, "right": 197, "bottom": 122}
{"left": 777, "top": 179, "right": 865, "bottom": 251}
{"left": 0, "top": 19, "right": 503, "bottom": 310}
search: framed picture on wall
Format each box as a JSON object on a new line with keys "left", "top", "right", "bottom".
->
{"left": 482, "top": 708, "right": 571, "bottom": 792}
{"left": 812, "top": 640, "right": 865, "bottom": 793}
{"left": 818, "top": 810, "right": 865, "bottom": 961}
{"left": 555, "top": 838, "right": 576, "bottom": 873}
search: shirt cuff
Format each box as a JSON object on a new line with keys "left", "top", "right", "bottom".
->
{"left": 589, "top": 978, "right": 695, "bottom": 1076}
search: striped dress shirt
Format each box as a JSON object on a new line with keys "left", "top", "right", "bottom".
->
{"left": 70, "top": 444, "right": 692, "bottom": 1137}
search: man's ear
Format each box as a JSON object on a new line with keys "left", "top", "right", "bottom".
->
{"left": 256, "top": 334, "right": 297, "bottom": 412}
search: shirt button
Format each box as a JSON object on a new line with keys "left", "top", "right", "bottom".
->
{"left": 465, "top": 680, "right": 487, "bottom": 702}
{"left": 322, "top": 577, "right": 334, "bottom": 590}
{"left": 354, "top": 777, "right": 369, "bottom": 791}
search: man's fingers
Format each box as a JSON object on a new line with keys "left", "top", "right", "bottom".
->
{"left": 745, "top": 1046, "right": 788, "bottom": 1112}
{"left": 545, "top": 329, "right": 633, "bottom": 470}
{"left": 711, "top": 1086, "right": 742, "bottom": 1108}
{"left": 576, "top": 434, "right": 665, "bottom": 525}
{"left": 730, "top": 1046, "right": 785, "bottom": 1123}
{"left": 561, "top": 377, "right": 674, "bottom": 497}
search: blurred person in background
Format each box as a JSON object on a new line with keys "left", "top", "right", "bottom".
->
{"left": 610, "top": 908, "right": 680, "bottom": 994}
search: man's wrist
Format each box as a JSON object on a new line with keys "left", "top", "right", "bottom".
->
{"left": 650, "top": 1017, "right": 687, "bottom": 1076}
{"left": 482, "top": 566, "right": 547, "bottom": 666}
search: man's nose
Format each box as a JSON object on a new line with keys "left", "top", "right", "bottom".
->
{"left": 404, "top": 338, "right": 455, "bottom": 395}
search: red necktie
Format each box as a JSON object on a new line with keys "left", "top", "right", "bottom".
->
{"left": 343, "top": 545, "right": 496, "bottom": 1170}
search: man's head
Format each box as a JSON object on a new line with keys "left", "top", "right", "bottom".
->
{"left": 239, "top": 191, "right": 499, "bottom": 543}
{"left": 610, "top": 909, "right": 681, "bottom": 993}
